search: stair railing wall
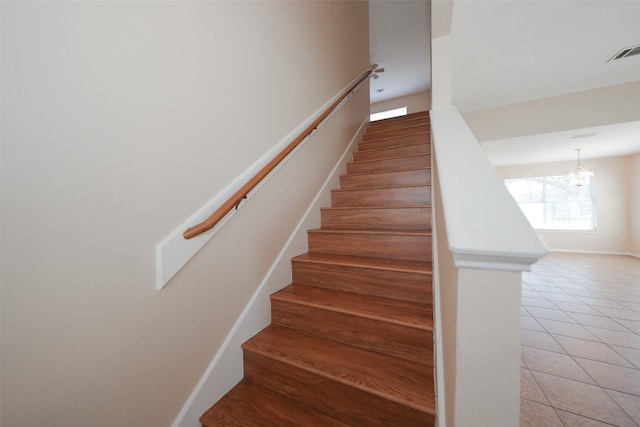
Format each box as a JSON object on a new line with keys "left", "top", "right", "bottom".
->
{"left": 430, "top": 106, "right": 547, "bottom": 427}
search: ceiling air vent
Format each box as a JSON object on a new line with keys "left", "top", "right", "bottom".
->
{"left": 608, "top": 44, "right": 640, "bottom": 62}
{"left": 570, "top": 132, "right": 600, "bottom": 140}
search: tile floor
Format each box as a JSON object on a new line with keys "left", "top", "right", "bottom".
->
{"left": 520, "top": 252, "right": 640, "bottom": 427}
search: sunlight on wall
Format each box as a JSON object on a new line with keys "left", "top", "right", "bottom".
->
{"left": 370, "top": 106, "right": 407, "bottom": 122}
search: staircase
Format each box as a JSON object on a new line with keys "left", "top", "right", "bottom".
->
{"left": 200, "top": 111, "right": 435, "bottom": 426}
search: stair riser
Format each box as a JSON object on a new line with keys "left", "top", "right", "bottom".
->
{"left": 201, "top": 380, "right": 350, "bottom": 427}
{"left": 271, "top": 300, "right": 433, "bottom": 365}
{"left": 340, "top": 169, "right": 431, "bottom": 190}
{"left": 243, "top": 351, "right": 434, "bottom": 427}
{"left": 292, "top": 260, "right": 432, "bottom": 303}
{"left": 370, "top": 112, "right": 429, "bottom": 128}
{"left": 308, "top": 232, "right": 432, "bottom": 262}
{"left": 353, "top": 143, "right": 430, "bottom": 162}
{"left": 347, "top": 155, "right": 430, "bottom": 174}
{"left": 321, "top": 207, "right": 431, "bottom": 231}
{"left": 332, "top": 186, "right": 431, "bottom": 207}
{"left": 359, "top": 133, "right": 429, "bottom": 151}
{"left": 368, "top": 117, "right": 430, "bottom": 134}
{"left": 363, "top": 124, "right": 430, "bottom": 142}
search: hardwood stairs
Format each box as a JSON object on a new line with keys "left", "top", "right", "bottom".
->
{"left": 200, "top": 111, "right": 435, "bottom": 426}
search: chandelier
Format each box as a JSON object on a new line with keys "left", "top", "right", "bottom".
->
{"left": 568, "top": 148, "right": 587, "bottom": 187}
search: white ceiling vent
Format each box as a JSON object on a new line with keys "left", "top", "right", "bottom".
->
{"left": 608, "top": 44, "right": 640, "bottom": 62}
{"left": 570, "top": 132, "right": 600, "bottom": 140}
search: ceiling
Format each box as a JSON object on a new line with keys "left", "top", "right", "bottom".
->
{"left": 451, "top": 0, "right": 640, "bottom": 113}
{"left": 481, "top": 121, "right": 640, "bottom": 167}
{"left": 370, "top": 0, "right": 640, "bottom": 165}
{"left": 369, "top": 0, "right": 431, "bottom": 104}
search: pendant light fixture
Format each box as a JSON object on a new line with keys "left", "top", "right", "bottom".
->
{"left": 569, "top": 148, "right": 587, "bottom": 187}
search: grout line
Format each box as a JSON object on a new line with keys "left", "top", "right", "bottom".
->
{"left": 527, "top": 364, "right": 640, "bottom": 425}
{"left": 524, "top": 367, "right": 552, "bottom": 407}
{"left": 609, "top": 345, "right": 640, "bottom": 369}
{"left": 526, "top": 365, "right": 598, "bottom": 388}
{"left": 555, "top": 407, "right": 622, "bottom": 427}
{"left": 550, "top": 406, "right": 568, "bottom": 427}
{"left": 602, "top": 388, "right": 640, "bottom": 427}
{"left": 522, "top": 253, "right": 640, "bottom": 427}
{"left": 521, "top": 342, "right": 567, "bottom": 356}
{"left": 612, "top": 319, "right": 638, "bottom": 335}
{"left": 525, "top": 309, "right": 637, "bottom": 334}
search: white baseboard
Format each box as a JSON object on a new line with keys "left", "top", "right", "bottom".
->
{"left": 170, "top": 120, "right": 366, "bottom": 427}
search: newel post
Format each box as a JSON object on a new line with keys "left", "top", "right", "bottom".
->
{"left": 431, "top": 106, "right": 547, "bottom": 427}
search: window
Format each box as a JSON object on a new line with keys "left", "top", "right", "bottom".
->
{"left": 505, "top": 172, "right": 595, "bottom": 231}
{"left": 370, "top": 106, "right": 407, "bottom": 122}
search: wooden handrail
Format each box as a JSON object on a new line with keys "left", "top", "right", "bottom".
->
{"left": 183, "top": 67, "right": 374, "bottom": 239}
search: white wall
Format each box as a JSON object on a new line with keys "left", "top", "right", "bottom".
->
{"left": 0, "top": 2, "right": 369, "bottom": 426}
{"left": 430, "top": 0, "right": 452, "bottom": 110}
{"left": 430, "top": 34, "right": 452, "bottom": 110}
{"left": 631, "top": 153, "right": 640, "bottom": 256}
{"left": 370, "top": 90, "right": 431, "bottom": 115}
{"left": 498, "top": 156, "right": 632, "bottom": 254}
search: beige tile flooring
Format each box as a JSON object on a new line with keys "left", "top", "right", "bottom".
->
{"left": 520, "top": 252, "right": 640, "bottom": 427}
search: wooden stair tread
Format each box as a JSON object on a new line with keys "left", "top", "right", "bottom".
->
{"left": 358, "top": 130, "right": 431, "bottom": 141}
{"left": 367, "top": 121, "right": 431, "bottom": 135}
{"left": 243, "top": 325, "right": 435, "bottom": 414}
{"left": 347, "top": 156, "right": 429, "bottom": 175}
{"left": 343, "top": 166, "right": 431, "bottom": 177}
{"left": 362, "top": 126, "right": 429, "bottom": 135}
{"left": 356, "top": 141, "right": 430, "bottom": 154}
{"left": 349, "top": 153, "right": 430, "bottom": 165}
{"left": 358, "top": 134, "right": 431, "bottom": 152}
{"left": 333, "top": 183, "right": 430, "bottom": 192}
{"left": 272, "top": 284, "right": 433, "bottom": 364}
{"left": 331, "top": 186, "right": 431, "bottom": 209}
{"left": 361, "top": 131, "right": 430, "bottom": 144}
{"left": 200, "top": 379, "right": 350, "bottom": 427}
{"left": 362, "top": 125, "right": 429, "bottom": 133}
{"left": 273, "top": 284, "right": 432, "bottom": 330}
{"left": 309, "top": 226, "right": 431, "bottom": 263}
{"left": 309, "top": 228, "right": 431, "bottom": 237}
{"left": 322, "top": 205, "right": 430, "bottom": 210}
{"left": 353, "top": 146, "right": 429, "bottom": 163}
{"left": 321, "top": 206, "right": 431, "bottom": 231}
{"left": 339, "top": 169, "right": 431, "bottom": 191}
{"left": 292, "top": 252, "right": 432, "bottom": 274}
{"left": 292, "top": 253, "right": 432, "bottom": 304}
{"left": 368, "top": 123, "right": 430, "bottom": 135}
